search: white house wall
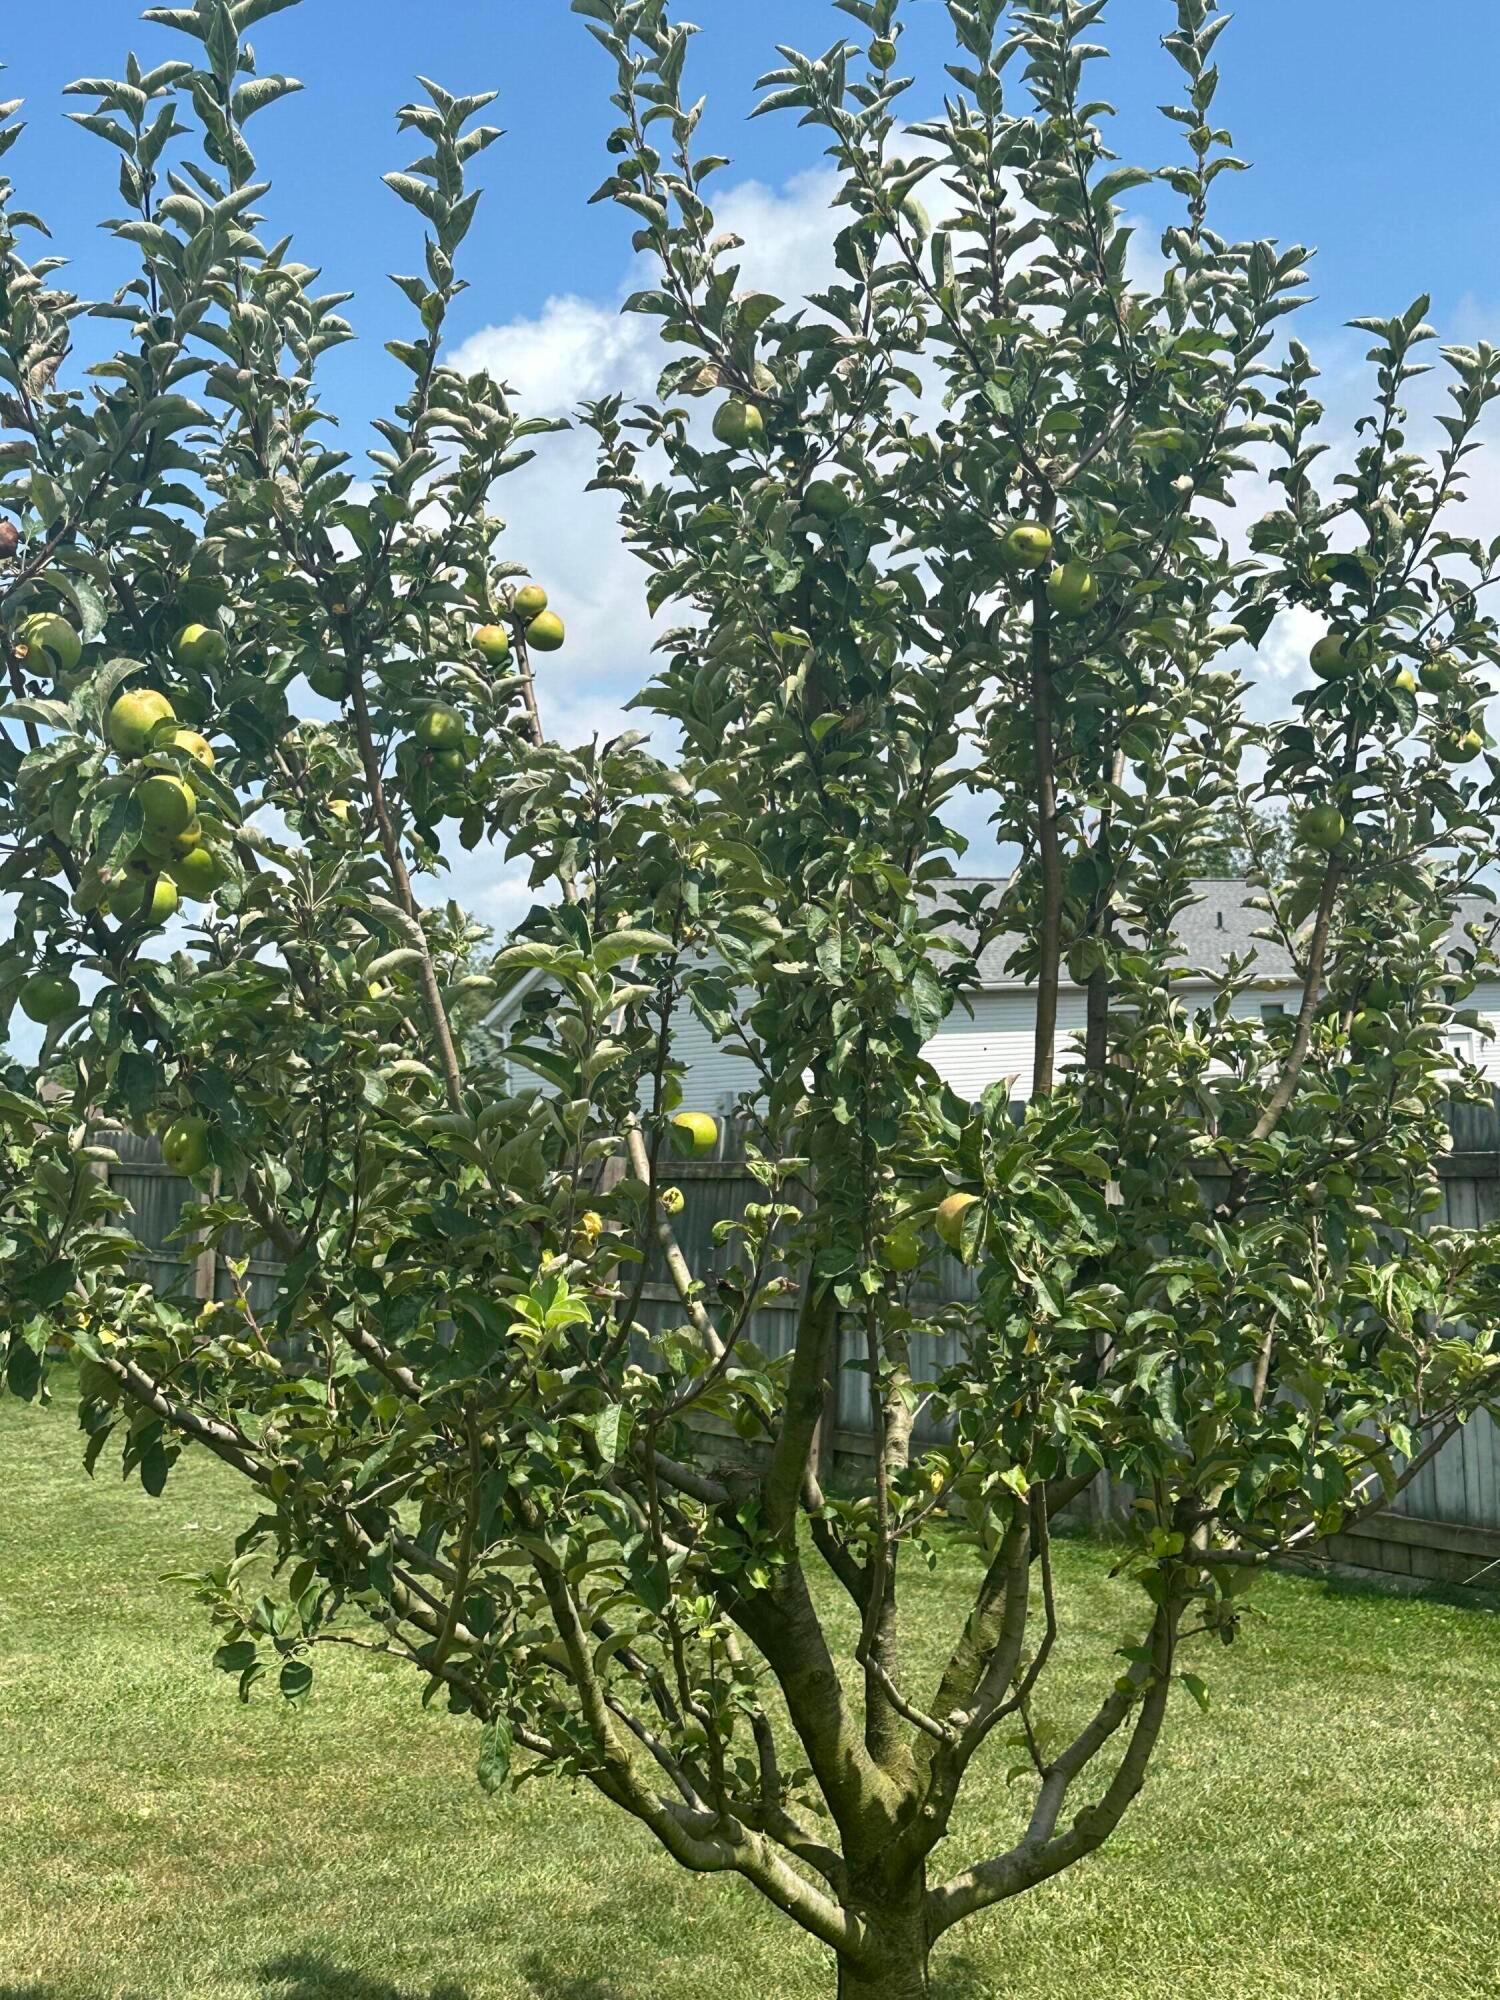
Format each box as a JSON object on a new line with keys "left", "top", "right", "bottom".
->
{"left": 496, "top": 978, "right": 1500, "bottom": 1110}
{"left": 922, "top": 989, "right": 1091, "bottom": 1101}
{"left": 1459, "top": 979, "right": 1500, "bottom": 1080}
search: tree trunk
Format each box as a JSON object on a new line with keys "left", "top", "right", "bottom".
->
{"left": 835, "top": 1887, "right": 931, "bottom": 2000}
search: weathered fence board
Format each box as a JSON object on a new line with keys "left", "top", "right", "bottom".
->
{"left": 93, "top": 1098, "right": 1500, "bottom": 1593}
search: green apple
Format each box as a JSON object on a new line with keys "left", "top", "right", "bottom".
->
{"left": 1349, "top": 1011, "right": 1387, "bottom": 1051}
{"left": 106, "top": 872, "right": 180, "bottom": 925}
{"left": 166, "top": 844, "right": 226, "bottom": 901}
{"left": 881, "top": 1228, "right": 924, "bottom": 1274}
{"left": 474, "top": 623, "right": 512, "bottom": 664}
{"left": 1390, "top": 667, "right": 1418, "bottom": 696}
{"left": 935, "top": 1191, "right": 981, "bottom": 1254}
{"left": 1309, "top": 633, "right": 1354, "bottom": 678}
{"left": 414, "top": 703, "right": 466, "bottom": 751}
{"left": 526, "top": 610, "right": 566, "bottom": 653}
{"left": 173, "top": 728, "right": 216, "bottom": 769}
{"left": 107, "top": 687, "right": 176, "bottom": 757}
{"left": 1441, "top": 728, "right": 1485, "bottom": 764}
{"left": 713, "top": 399, "right": 764, "bottom": 449}
{"left": 434, "top": 747, "right": 466, "bottom": 779}
{"left": 19, "top": 970, "right": 79, "bottom": 1025}
{"left": 161, "top": 1115, "right": 210, "bottom": 1177}
{"left": 137, "top": 773, "right": 197, "bottom": 839}
{"left": 141, "top": 816, "right": 203, "bottom": 863}
{"left": 307, "top": 660, "right": 349, "bottom": 702}
{"left": 514, "top": 584, "right": 549, "bottom": 621}
{"left": 804, "top": 479, "right": 852, "bottom": 521}
{"left": 671, "top": 1110, "right": 719, "bottom": 1160}
{"left": 16, "top": 610, "right": 82, "bottom": 674}
{"left": 1300, "top": 804, "right": 1346, "bottom": 852}
{"left": 1419, "top": 656, "right": 1459, "bottom": 695}
{"left": 1046, "top": 561, "right": 1098, "bottom": 619}
{"left": 175, "top": 623, "right": 228, "bottom": 671}
{"left": 1001, "top": 522, "right": 1053, "bottom": 571}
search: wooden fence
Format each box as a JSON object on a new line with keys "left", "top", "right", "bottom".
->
{"left": 96, "top": 1103, "right": 1500, "bottom": 1597}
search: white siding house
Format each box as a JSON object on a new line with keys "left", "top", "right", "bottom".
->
{"left": 486, "top": 879, "right": 1500, "bottom": 1113}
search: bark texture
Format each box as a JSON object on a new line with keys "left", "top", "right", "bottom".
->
{"left": 835, "top": 1882, "right": 931, "bottom": 2000}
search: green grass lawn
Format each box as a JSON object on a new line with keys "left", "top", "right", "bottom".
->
{"left": 3, "top": 1389, "right": 1500, "bottom": 2000}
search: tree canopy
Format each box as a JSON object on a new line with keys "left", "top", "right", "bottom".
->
{"left": 3, "top": 2, "right": 1499, "bottom": 1994}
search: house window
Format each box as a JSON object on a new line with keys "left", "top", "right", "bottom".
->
{"left": 1260, "top": 1003, "right": 1287, "bottom": 1024}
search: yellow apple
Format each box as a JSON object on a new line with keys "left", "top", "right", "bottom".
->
{"left": 108, "top": 688, "right": 176, "bottom": 757}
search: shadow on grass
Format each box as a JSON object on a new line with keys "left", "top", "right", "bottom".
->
{"left": 509, "top": 1947, "right": 997, "bottom": 2000}
{"left": 258, "top": 1955, "right": 474, "bottom": 2000}
{"left": 932, "top": 1954, "right": 1009, "bottom": 2000}
{"left": 515, "top": 1959, "right": 630, "bottom": 2000}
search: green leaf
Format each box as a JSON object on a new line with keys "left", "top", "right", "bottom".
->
{"left": 279, "top": 1657, "right": 314, "bottom": 1701}
{"left": 1180, "top": 1672, "right": 1211, "bottom": 1713}
{"left": 140, "top": 8, "right": 208, "bottom": 40}
{"left": 232, "top": 0, "right": 303, "bottom": 28}
{"left": 593, "top": 1403, "right": 630, "bottom": 1465}
{"left": 139, "top": 1441, "right": 170, "bottom": 1498}
{"left": 50, "top": 572, "right": 109, "bottom": 642}
{"left": 384, "top": 173, "right": 443, "bottom": 223}
{"left": 19, "top": 1262, "right": 76, "bottom": 1308}
{"left": 595, "top": 928, "right": 674, "bottom": 970}
{"left": 1092, "top": 166, "right": 1155, "bottom": 206}
{"left": 477, "top": 1717, "right": 514, "bottom": 1794}
{"left": 4, "top": 1340, "right": 42, "bottom": 1401}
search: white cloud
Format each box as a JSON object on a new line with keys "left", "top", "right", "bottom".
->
{"left": 450, "top": 295, "right": 656, "bottom": 419}
{"left": 432, "top": 165, "right": 867, "bottom": 937}
{"left": 423, "top": 177, "right": 1500, "bottom": 933}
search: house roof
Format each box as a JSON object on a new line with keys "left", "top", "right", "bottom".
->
{"left": 944, "top": 877, "right": 1498, "bottom": 992}
{"left": 486, "top": 878, "right": 1498, "bottom": 1024}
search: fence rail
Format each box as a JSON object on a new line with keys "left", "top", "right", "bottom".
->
{"left": 92, "top": 1099, "right": 1500, "bottom": 1595}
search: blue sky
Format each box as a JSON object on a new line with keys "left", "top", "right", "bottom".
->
{"left": 6, "top": 3, "right": 1500, "bottom": 426}
{"left": 6, "top": 1, "right": 1500, "bottom": 1039}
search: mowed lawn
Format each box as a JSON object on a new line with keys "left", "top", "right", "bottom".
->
{"left": 3, "top": 1390, "right": 1500, "bottom": 2000}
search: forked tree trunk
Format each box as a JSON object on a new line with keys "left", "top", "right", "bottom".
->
{"left": 837, "top": 1951, "right": 930, "bottom": 2000}
{"left": 835, "top": 1882, "right": 931, "bottom": 2000}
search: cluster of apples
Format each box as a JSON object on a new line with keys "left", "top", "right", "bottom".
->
{"left": 1309, "top": 630, "right": 1485, "bottom": 765}
{"left": 102, "top": 640, "right": 227, "bottom": 919}
{"left": 16, "top": 620, "right": 228, "bottom": 1027}
{"left": 1298, "top": 632, "right": 1487, "bottom": 857}
{"left": 998, "top": 521, "right": 1098, "bottom": 618}
{"left": 474, "top": 580, "right": 566, "bottom": 663}
{"left": 391, "top": 585, "right": 566, "bottom": 800}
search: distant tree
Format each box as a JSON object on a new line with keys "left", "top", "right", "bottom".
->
{"left": 1195, "top": 805, "right": 1292, "bottom": 879}
{"left": 4, "top": 3, "right": 1500, "bottom": 1996}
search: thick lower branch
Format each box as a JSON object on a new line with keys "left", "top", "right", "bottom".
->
{"left": 926, "top": 1600, "right": 1181, "bottom": 1939}
{"left": 764, "top": 1282, "right": 839, "bottom": 1536}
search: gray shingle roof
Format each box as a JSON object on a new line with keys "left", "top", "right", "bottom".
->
{"left": 939, "top": 878, "right": 1496, "bottom": 992}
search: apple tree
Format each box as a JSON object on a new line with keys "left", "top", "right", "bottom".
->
{"left": 4, "top": 2, "right": 1500, "bottom": 1996}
